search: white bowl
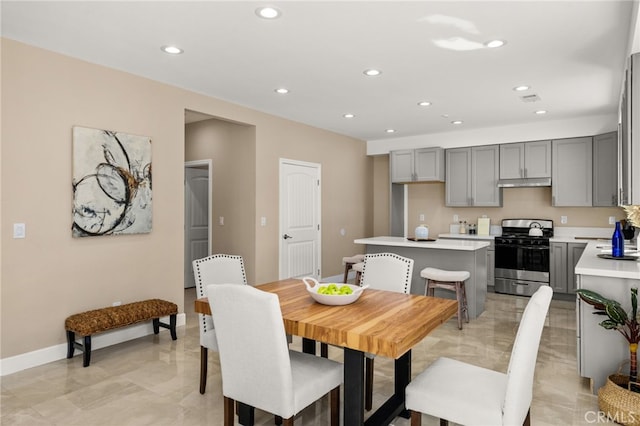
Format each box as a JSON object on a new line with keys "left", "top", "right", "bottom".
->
{"left": 302, "top": 277, "right": 367, "bottom": 306}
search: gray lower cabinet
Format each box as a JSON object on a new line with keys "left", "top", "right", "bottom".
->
{"left": 550, "top": 241, "right": 587, "bottom": 294}
{"left": 486, "top": 244, "right": 495, "bottom": 287}
{"left": 550, "top": 242, "right": 568, "bottom": 293}
{"left": 592, "top": 131, "right": 618, "bottom": 207}
{"left": 567, "top": 242, "right": 586, "bottom": 293}
{"left": 439, "top": 237, "right": 495, "bottom": 287}
{"left": 445, "top": 145, "right": 502, "bottom": 207}
{"left": 552, "top": 137, "right": 593, "bottom": 206}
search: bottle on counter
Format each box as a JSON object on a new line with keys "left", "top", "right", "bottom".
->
{"left": 612, "top": 221, "right": 625, "bottom": 258}
{"left": 460, "top": 221, "right": 467, "bottom": 234}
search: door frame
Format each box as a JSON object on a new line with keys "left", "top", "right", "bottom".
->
{"left": 185, "top": 159, "right": 213, "bottom": 269}
{"left": 278, "top": 158, "right": 322, "bottom": 279}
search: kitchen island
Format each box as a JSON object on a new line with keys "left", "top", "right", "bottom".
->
{"left": 354, "top": 236, "right": 489, "bottom": 319}
{"left": 575, "top": 240, "right": 640, "bottom": 392}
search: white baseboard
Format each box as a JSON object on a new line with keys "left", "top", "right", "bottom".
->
{"left": 0, "top": 313, "right": 186, "bottom": 376}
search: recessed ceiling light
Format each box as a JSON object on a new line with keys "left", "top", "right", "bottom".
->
{"left": 364, "top": 69, "right": 382, "bottom": 77}
{"left": 256, "top": 7, "right": 281, "bottom": 19}
{"left": 385, "top": 129, "right": 396, "bottom": 133}
{"left": 451, "top": 120, "right": 463, "bottom": 125}
{"left": 513, "top": 85, "right": 530, "bottom": 91}
{"left": 485, "top": 40, "right": 506, "bottom": 48}
{"left": 535, "top": 110, "right": 548, "bottom": 115}
{"left": 275, "top": 88, "right": 289, "bottom": 94}
{"left": 161, "top": 45, "right": 183, "bottom": 55}
{"left": 418, "top": 101, "right": 432, "bottom": 107}
{"left": 441, "top": 114, "right": 450, "bottom": 118}
{"left": 343, "top": 113, "right": 355, "bottom": 119}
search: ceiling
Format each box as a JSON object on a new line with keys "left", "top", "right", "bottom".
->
{"left": 1, "top": 1, "right": 636, "bottom": 142}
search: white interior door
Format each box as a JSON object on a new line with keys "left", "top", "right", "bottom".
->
{"left": 185, "top": 161, "right": 212, "bottom": 288}
{"left": 279, "top": 159, "right": 321, "bottom": 279}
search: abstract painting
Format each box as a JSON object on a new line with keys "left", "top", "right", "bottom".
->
{"left": 72, "top": 126, "right": 152, "bottom": 237}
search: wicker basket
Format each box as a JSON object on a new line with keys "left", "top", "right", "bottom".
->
{"left": 598, "top": 370, "right": 640, "bottom": 426}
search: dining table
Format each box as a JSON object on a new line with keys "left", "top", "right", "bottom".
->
{"left": 194, "top": 278, "right": 458, "bottom": 426}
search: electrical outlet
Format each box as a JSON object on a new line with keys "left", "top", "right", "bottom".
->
{"left": 419, "top": 214, "right": 425, "bottom": 222}
{"left": 560, "top": 216, "right": 568, "bottom": 224}
{"left": 609, "top": 216, "right": 616, "bottom": 225}
{"left": 453, "top": 214, "right": 459, "bottom": 223}
{"left": 260, "top": 216, "right": 267, "bottom": 226}
{"left": 219, "top": 216, "right": 224, "bottom": 226}
{"left": 112, "top": 301, "right": 121, "bottom": 307}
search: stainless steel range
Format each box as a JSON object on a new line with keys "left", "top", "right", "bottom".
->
{"left": 494, "top": 219, "right": 554, "bottom": 296}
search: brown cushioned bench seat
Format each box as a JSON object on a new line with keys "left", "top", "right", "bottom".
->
{"left": 65, "top": 299, "right": 178, "bottom": 367}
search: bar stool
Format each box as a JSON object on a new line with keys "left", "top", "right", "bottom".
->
{"left": 352, "top": 262, "right": 364, "bottom": 286}
{"left": 421, "top": 267, "right": 470, "bottom": 329}
{"left": 342, "top": 254, "right": 365, "bottom": 283}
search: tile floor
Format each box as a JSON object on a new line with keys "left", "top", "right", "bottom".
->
{"left": 1, "top": 289, "right": 607, "bottom": 425}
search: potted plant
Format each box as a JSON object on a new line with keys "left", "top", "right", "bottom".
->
{"left": 576, "top": 288, "right": 639, "bottom": 389}
{"left": 576, "top": 288, "right": 640, "bottom": 425}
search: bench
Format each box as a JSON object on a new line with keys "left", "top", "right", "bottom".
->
{"left": 65, "top": 299, "right": 178, "bottom": 367}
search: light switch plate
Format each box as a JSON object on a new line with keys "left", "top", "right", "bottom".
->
{"left": 609, "top": 216, "right": 616, "bottom": 225}
{"left": 560, "top": 216, "right": 568, "bottom": 224}
{"left": 13, "top": 223, "right": 26, "bottom": 238}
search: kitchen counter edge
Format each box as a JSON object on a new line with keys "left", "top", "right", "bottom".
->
{"left": 575, "top": 240, "right": 640, "bottom": 280}
{"left": 354, "top": 236, "right": 489, "bottom": 251}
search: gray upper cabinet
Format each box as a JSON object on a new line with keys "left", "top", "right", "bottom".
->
{"left": 552, "top": 137, "right": 593, "bottom": 206}
{"left": 390, "top": 148, "right": 444, "bottom": 183}
{"left": 445, "top": 148, "right": 471, "bottom": 206}
{"left": 592, "top": 131, "right": 618, "bottom": 207}
{"left": 499, "top": 140, "right": 551, "bottom": 179}
{"left": 446, "top": 145, "right": 502, "bottom": 207}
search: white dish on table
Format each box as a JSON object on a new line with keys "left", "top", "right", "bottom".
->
{"left": 302, "top": 277, "right": 368, "bottom": 306}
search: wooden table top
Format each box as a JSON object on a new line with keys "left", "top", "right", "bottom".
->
{"left": 195, "top": 278, "right": 458, "bottom": 359}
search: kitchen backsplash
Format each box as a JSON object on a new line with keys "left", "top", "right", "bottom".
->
{"left": 406, "top": 183, "right": 625, "bottom": 237}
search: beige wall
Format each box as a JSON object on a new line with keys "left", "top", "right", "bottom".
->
{"left": 185, "top": 119, "right": 257, "bottom": 283}
{"left": 371, "top": 154, "right": 626, "bottom": 237}
{"left": 1, "top": 39, "right": 368, "bottom": 360}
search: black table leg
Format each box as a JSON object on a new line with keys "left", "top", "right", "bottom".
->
{"left": 344, "top": 348, "right": 365, "bottom": 426}
{"left": 394, "top": 350, "right": 411, "bottom": 419}
{"left": 302, "top": 337, "right": 316, "bottom": 355}
{"left": 363, "top": 350, "right": 412, "bottom": 426}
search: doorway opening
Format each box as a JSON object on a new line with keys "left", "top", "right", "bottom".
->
{"left": 184, "top": 160, "right": 212, "bottom": 288}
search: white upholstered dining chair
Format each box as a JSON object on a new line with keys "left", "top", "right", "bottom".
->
{"left": 405, "top": 285, "right": 553, "bottom": 426}
{"left": 192, "top": 254, "right": 247, "bottom": 394}
{"left": 207, "top": 284, "right": 343, "bottom": 426}
{"left": 360, "top": 252, "right": 414, "bottom": 411}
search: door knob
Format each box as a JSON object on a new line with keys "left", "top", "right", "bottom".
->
{"left": 283, "top": 234, "right": 293, "bottom": 239}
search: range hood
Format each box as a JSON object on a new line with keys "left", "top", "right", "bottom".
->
{"left": 497, "top": 177, "right": 552, "bottom": 188}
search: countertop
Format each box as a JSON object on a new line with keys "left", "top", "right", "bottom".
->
{"left": 575, "top": 240, "right": 640, "bottom": 280}
{"left": 438, "top": 233, "right": 495, "bottom": 240}
{"left": 354, "top": 236, "right": 489, "bottom": 251}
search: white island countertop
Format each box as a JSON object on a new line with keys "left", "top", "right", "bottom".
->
{"left": 354, "top": 236, "right": 489, "bottom": 251}
{"left": 575, "top": 240, "right": 640, "bottom": 280}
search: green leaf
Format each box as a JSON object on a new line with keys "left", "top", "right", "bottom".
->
{"left": 605, "top": 302, "right": 628, "bottom": 324}
{"left": 632, "top": 288, "right": 638, "bottom": 320}
{"left": 600, "top": 319, "right": 620, "bottom": 330}
{"left": 576, "top": 289, "right": 612, "bottom": 310}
